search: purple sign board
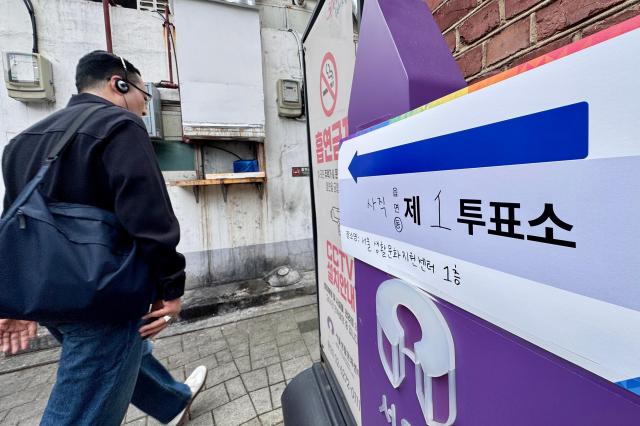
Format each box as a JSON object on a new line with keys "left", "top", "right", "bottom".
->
{"left": 344, "top": 0, "right": 640, "bottom": 424}
{"left": 356, "top": 262, "right": 640, "bottom": 425}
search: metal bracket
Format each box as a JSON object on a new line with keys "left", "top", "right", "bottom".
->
{"left": 221, "top": 184, "right": 229, "bottom": 202}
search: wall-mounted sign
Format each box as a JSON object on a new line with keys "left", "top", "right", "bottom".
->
{"left": 304, "top": 0, "right": 361, "bottom": 422}
{"left": 291, "top": 167, "right": 310, "bottom": 177}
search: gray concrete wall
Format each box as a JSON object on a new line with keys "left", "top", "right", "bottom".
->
{"left": 0, "top": 0, "right": 317, "bottom": 288}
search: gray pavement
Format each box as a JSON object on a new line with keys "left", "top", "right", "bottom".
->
{"left": 0, "top": 296, "right": 320, "bottom": 426}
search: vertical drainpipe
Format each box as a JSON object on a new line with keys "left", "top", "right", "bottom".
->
{"left": 102, "top": 0, "right": 113, "bottom": 53}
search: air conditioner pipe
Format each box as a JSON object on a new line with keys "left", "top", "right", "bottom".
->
{"left": 21, "top": 0, "right": 38, "bottom": 53}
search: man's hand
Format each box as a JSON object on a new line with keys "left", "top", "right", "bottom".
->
{"left": 0, "top": 319, "right": 37, "bottom": 355}
{"left": 139, "top": 298, "right": 182, "bottom": 339}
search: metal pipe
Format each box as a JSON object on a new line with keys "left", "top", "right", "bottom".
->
{"left": 102, "top": 0, "right": 113, "bottom": 53}
{"left": 164, "top": 5, "right": 174, "bottom": 84}
{"left": 156, "top": 81, "right": 179, "bottom": 89}
{"left": 22, "top": 0, "right": 38, "bottom": 53}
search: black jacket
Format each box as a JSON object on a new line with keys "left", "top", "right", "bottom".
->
{"left": 2, "top": 93, "right": 185, "bottom": 300}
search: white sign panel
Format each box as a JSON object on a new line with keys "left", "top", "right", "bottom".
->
{"left": 304, "top": 0, "right": 361, "bottom": 421}
{"left": 339, "top": 27, "right": 640, "bottom": 388}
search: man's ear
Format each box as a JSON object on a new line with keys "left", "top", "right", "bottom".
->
{"left": 111, "top": 75, "right": 129, "bottom": 95}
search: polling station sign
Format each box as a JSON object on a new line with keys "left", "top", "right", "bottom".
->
{"left": 339, "top": 18, "right": 640, "bottom": 394}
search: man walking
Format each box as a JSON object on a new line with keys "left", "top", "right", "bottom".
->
{"left": 0, "top": 51, "right": 206, "bottom": 425}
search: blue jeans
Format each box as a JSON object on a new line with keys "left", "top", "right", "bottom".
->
{"left": 40, "top": 319, "right": 192, "bottom": 426}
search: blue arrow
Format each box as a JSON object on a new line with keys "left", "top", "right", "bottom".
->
{"left": 348, "top": 102, "right": 589, "bottom": 182}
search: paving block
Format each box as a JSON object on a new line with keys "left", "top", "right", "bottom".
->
{"left": 16, "top": 415, "right": 42, "bottom": 426}
{"left": 169, "top": 366, "right": 186, "bottom": 383}
{"left": 190, "top": 383, "right": 229, "bottom": 419}
{"left": 278, "top": 341, "right": 308, "bottom": 362}
{"left": 189, "top": 412, "right": 215, "bottom": 426}
{"left": 151, "top": 336, "right": 183, "bottom": 360}
{"left": 235, "top": 355, "right": 251, "bottom": 373}
{"left": 241, "top": 369, "right": 268, "bottom": 392}
{"left": 224, "top": 331, "right": 249, "bottom": 347}
{"left": 229, "top": 342, "right": 250, "bottom": 358}
{"left": 123, "top": 417, "right": 146, "bottom": 426}
{"left": 269, "top": 382, "right": 286, "bottom": 409}
{"left": 250, "top": 342, "right": 278, "bottom": 361}
{"left": 215, "top": 349, "right": 233, "bottom": 364}
{"left": 258, "top": 408, "right": 284, "bottom": 426}
{"left": 240, "top": 418, "right": 261, "bottom": 426}
{"left": 225, "top": 377, "right": 247, "bottom": 401}
{"left": 0, "top": 387, "right": 39, "bottom": 412}
{"left": 249, "top": 331, "right": 276, "bottom": 347}
{"left": 182, "top": 331, "right": 218, "bottom": 348}
{"left": 165, "top": 347, "right": 201, "bottom": 369}
{"left": 297, "top": 319, "right": 319, "bottom": 334}
{"left": 197, "top": 339, "right": 228, "bottom": 358}
{"left": 249, "top": 387, "right": 272, "bottom": 415}
{"left": 185, "top": 354, "right": 218, "bottom": 375}
{"left": 212, "top": 395, "right": 257, "bottom": 426}
{"left": 251, "top": 355, "right": 280, "bottom": 370}
{"left": 275, "top": 330, "right": 303, "bottom": 347}
{"left": 205, "top": 362, "right": 240, "bottom": 389}
{"left": 266, "top": 364, "right": 284, "bottom": 385}
{"left": 275, "top": 319, "right": 299, "bottom": 334}
{"left": 282, "top": 355, "right": 312, "bottom": 380}
{"left": 3, "top": 397, "right": 48, "bottom": 424}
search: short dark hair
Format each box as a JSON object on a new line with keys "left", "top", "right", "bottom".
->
{"left": 75, "top": 50, "right": 141, "bottom": 92}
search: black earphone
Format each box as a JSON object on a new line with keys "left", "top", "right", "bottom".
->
{"left": 114, "top": 56, "right": 130, "bottom": 94}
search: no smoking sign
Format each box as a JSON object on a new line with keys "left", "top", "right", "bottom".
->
{"left": 320, "top": 52, "right": 338, "bottom": 117}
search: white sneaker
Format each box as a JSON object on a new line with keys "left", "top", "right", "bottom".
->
{"left": 166, "top": 365, "right": 208, "bottom": 425}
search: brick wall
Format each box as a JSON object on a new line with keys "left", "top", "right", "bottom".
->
{"left": 427, "top": 0, "right": 640, "bottom": 83}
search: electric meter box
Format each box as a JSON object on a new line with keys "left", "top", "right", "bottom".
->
{"left": 3, "top": 52, "right": 55, "bottom": 103}
{"left": 142, "top": 83, "right": 163, "bottom": 140}
{"left": 276, "top": 79, "right": 303, "bottom": 118}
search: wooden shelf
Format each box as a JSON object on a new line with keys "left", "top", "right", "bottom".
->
{"left": 170, "top": 142, "right": 267, "bottom": 203}
{"left": 168, "top": 172, "right": 266, "bottom": 187}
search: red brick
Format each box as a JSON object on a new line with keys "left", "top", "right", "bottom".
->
{"left": 459, "top": 1, "right": 501, "bottom": 44}
{"left": 504, "top": 0, "right": 544, "bottom": 19}
{"left": 512, "top": 34, "right": 574, "bottom": 66}
{"left": 486, "top": 18, "right": 531, "bottom": 65}
{"left": 582, "top": 5, "right": 640, "bottom": 37}
{"left": 444, "top": 30, "right": 457, "bottom": 53}
{"left": 426, "top": 0, "right": 446, "bottom": 12}
{"left": 468, "top": 68, "right": 503, "bottom": 85}
{"left": 536, "top": 0, "right": 625, "bottom": 40}
{"left": 434, "top": 0, "right": 477, "bottom": 31}
{"left": 457, "top": 44, "right": 483, "bottom": 77}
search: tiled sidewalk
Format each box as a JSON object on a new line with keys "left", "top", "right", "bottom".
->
{"left": 0, "top": 296, "right": 320, "bottom": 426}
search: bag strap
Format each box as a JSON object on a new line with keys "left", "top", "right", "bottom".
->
{"left": 46, "top": 103, "right": 106, "bottom": 162}
{"left": 1, "top": 104, "right": 107, "bottom": 221}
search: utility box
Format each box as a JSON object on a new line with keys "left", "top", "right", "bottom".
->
{"left": 142, "top": 82, "right": 163, "bottom": 140}
{"left": 2, "top": 52, "right": 55, "bottom": 103}
{"left": 277, "top": 79, "right": 303, "bottom": 118}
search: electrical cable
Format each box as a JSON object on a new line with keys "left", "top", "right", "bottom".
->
{"left": 168, "top": 23, "right": 180, "bottom": 84}
{"left": 207, "top": 146, "right": 244, "bottom": 161}
{"left": 22, "top": 0, "right": 38, "bottom": 53}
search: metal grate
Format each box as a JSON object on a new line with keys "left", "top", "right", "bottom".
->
{"left": 138, "top": 0, "right": 168, "bottom": 13}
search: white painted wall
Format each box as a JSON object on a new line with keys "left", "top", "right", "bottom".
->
{"left": 0, "top": 0, "right": 316, "bottom": 287}
{"left": 169, "top": 4, "right": 316, "bottom": 286}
